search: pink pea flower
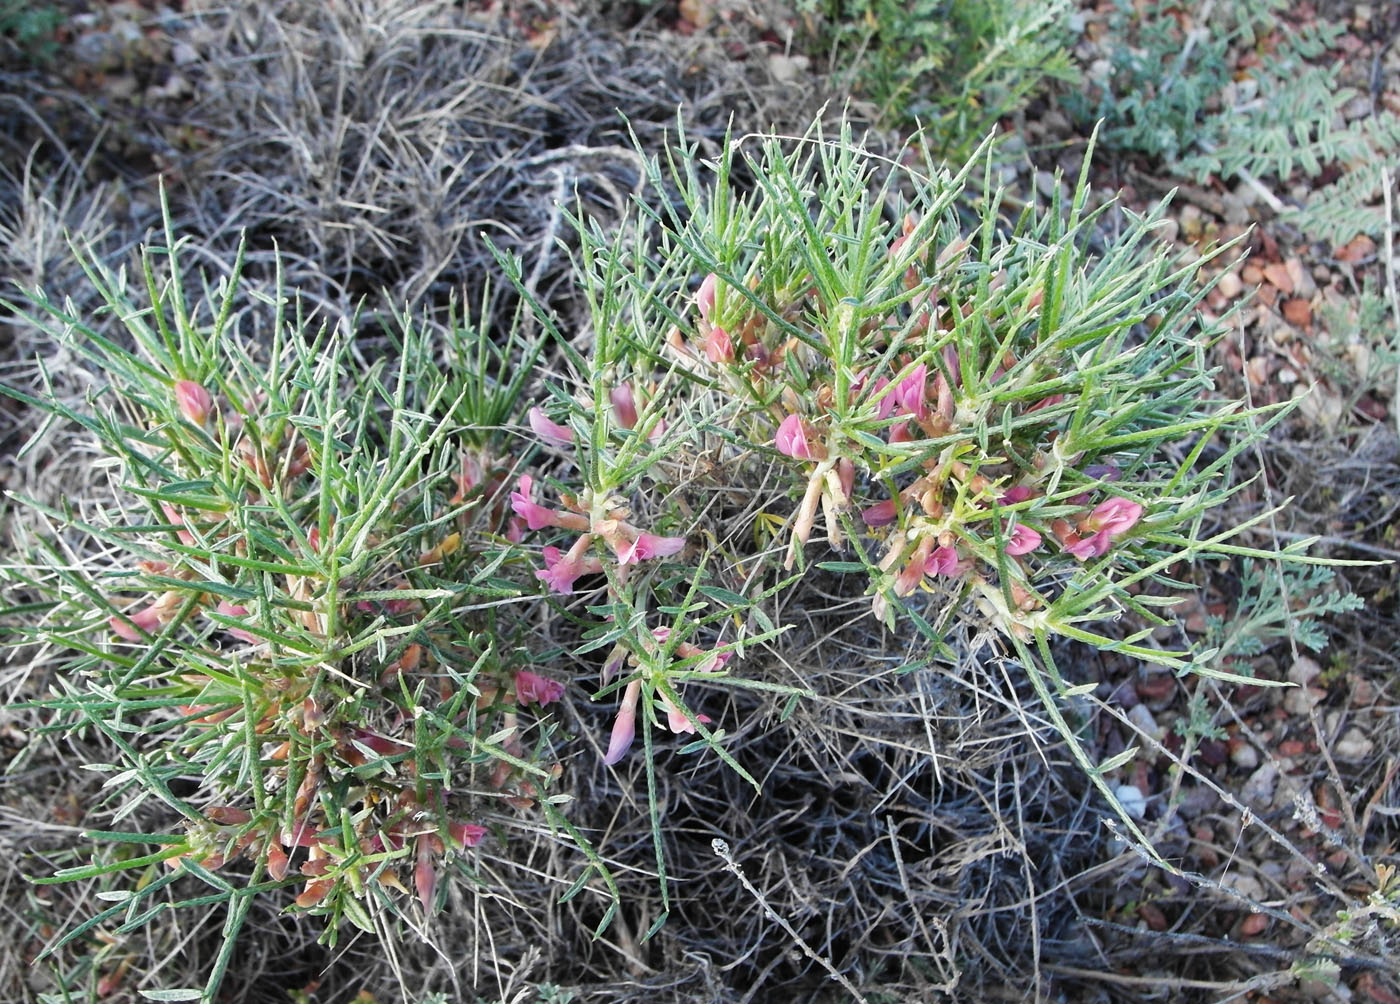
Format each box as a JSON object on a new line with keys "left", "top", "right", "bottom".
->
{"left": 703, "top": 324, "right": 734, "bottom": 364}
{"left": 867, "top": 376, "right": 896, "bottom": 420}
{"left": 1086, "top": 497, "right": 1143, "bottom": 535}
{"left": 894, "top": 555, "right": 928, "bottom": 596}
{"left": 175, "top": 381, "right": 213, "bottom": 426}
{"left": 448, "top": 822, "right": 487, "bottom": 848}
{"left": 535, "top": 543, "right": 602, "bottom": 594}
{"left": 1025, "top": 394, "right": 1065, "bottom": 415}
{"left": 836, "top": 458, "right": 855, "bottom": 503}
{"left": 110, "top": 602, "right": 164, "bottom": 640}
{"left": 1005, "top": 523, "right": 1042, "bottom": 556}
{"left": 415, "top": 834, "right": 438, "bottom": 914}
{"left": 941, "top": 345, "right": 962, "bottom": 388}
{"left": 614, "top": 531, "right": 686, "bottom": 567}
{"left": 660, "top": 691, "right": 712, "bottom": 735}
{"left": 861, "top": 499, "right": 897, "bottom": 527}
{"left": 934, "top": 371, "right": 953, "bottom": 421}
{"left": 603, "top": 678, "right": 642, "bottom": 765}
{"left": 1065, "top": 530, "right": 1112, "bottom": 560}
{"left": 775, "top": 413, "right": 823, "bottom": 460}
{"left": 161, "top": 503, "right": 197, "bottom": 546}
{"left": 925, "top": 545, "right": 960, "bottom": 577}
{"left": 213, "top": 600, "right": 258, "bottom": 644}
{"left": 610, "top": 385, "right": 638, "bottom": 430}
{"left": 895, "top": 363, "right": 928, "bottom": 420}
{"left": 1000, "top": 485, "right": 1033, "bottom": 505}
{"left": 510, "top": 475, "right": 560, "bottom": 531}
{"left": 515, "top": 669, "right": 565, "bottom": 708}
{"left": 696, "top": 272, "right": 718, "bottom": 325}
{"left": 527, "top": 406, "right": 573, "bottom": 446}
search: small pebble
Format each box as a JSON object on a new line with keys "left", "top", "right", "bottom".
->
{"left": 1127, "top": 702, "right": 1162, "bottom": 739}
{"left": 1239, "top": 913, "right": 1269, "bottom": 937}
{"left": 1288, "top": 657, "right": 1322, "bottom": 687}
{"left": 1334, "top": 728, "right": 1374, "bottom": 761}
{"left": 1114, "top": 783, "right": 1147, "bottom": 820}
{"left": 1241, "top": 764, "right": 1278, "bottom": 807}
{"left": 1227, "top": 873, "right": 1265, "bottom": 902}
{"left": 1284, "top": 686, "right": 1324, "bottom": 717}
{"left": 1229, "top": 739, "right": 1259, "bottom": 770}
{"left": 1216, "top": 271, "right": 1243, "bottom": 298}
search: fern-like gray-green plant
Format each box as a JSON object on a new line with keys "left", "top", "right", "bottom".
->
{"left": 1067, "top": 0, "right": 1399, "bottom": 244}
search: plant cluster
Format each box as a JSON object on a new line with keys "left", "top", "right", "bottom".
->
{"left": 1, "top": 120, "right": 1352, "bottom": 998}
{"left": 1, "top": 213, "right": 612, "bottom": 995}
{"left": 795, "top": 0, "right": 1078, "bottom": 160}
{"left": 0, "top": 0, "right": 63, "bottom": 64}
{"left": 1065, "top": 0, "right": 1400, "bottom": 243}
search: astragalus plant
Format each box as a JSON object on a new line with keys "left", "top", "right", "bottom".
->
{"left": 1, "top": 118, "right": 1344, "bottom": 998}
{"left": 513, "top": 118, "right": 1330, "bottom": 875}
{"left": 1, "top": 208, "right": 615, "bottom": 999}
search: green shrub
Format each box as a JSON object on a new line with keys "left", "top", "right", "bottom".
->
{"left": 0, "top": 0, "right": 63, "bottom": 63}
{"left": 1066, "top": 0, "right": 1400, "bottom": 243}
{"left": 797, "top": 0, "right": 1078, "bottom": 160}
{"left": 2, "top": 119, "right": 1358, "bottom": 996}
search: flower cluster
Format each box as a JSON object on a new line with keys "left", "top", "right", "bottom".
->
{"left": 510, "top": 473, "right": 686, "bottom": 594}
{"left": 98, "top": 381, "right": 586, "bottom": 919}
{"left": 670, "top": 244, "right": 1153, "bottom": 630}
{"left": 599, "top": 627, "right": 732, "bottom": 765}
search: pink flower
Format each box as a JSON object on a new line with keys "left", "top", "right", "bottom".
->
{"left": 610, "top": 385, "right": 638, "bottom": 430}
{"left": 1005, "top": 523, "right": 1042, "bottom": 556}
{"left": 895, "top": 363, "right": 928, "bottom": 420}
{"left": 1025, "top": 394, "right": 1065, "bottom": 415}
{"left": 448, "top": 822, "right": 487, "bottom": 848}
{"left": 527, "top": 406, "right": 573, "bottom": 445}
{"left": 214, "top": 600, "right": 258, "bottom": 644}
{"left": 515, "top": 669, "right": 565, "bottom": 708}
{"left": 925, "top": 545, "right": 960, "bottom": 577}
{"left": 603, "top": 678, "right": 642, "bottom": 765}
{"left": 415, "top": 834, "right": 438, "bottom": 914}
{"left": 868, "top": 376, "right": 896, "bottom": 420}
{"left": 861, "top": 499, "right": 897, "bottom": 527}
{"left": 836, "top": 458, "right": 854, "bottom": 503}
{"left": 660, "top": 692, "right": 712, "bottom": 735}
{"left": 110, "top": 602, "right": 164, "bottom": 640}
{"left": 1086, "top": 497, "right": 1143, "bottom": 535}
{"left": 175, "top": 381, "right": 213, "bottom": 425}
{"left": 775, "top": 413, "right": 821, "bottom": 460}
{"left": 703, "top": 324, "right": 734, "bottom": 363}
{"left": 535, "top": 544, "right": 602, "bottom": 594}
{"left": 1065, "top": 530, "right": 1112, "bottom": 560}
{"left": 894, "top": 555, "right": 927, "bottom": 596}
{"left": 161, "top": 503, "right": 196, "bottom": 546}
{"left": 614, "top": 531, "right": 686, "bottom": 566}
{"left": 510, "top": 475, "right": 560, "bottom": 531}
{"left": 696, "top": 272, "right": 718, "bottom": 324}
{"left": 1000, "top": 485, "right": 1033, "bottom": 505}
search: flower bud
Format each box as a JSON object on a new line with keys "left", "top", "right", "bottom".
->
{"left": 175, "top": 380, "right": 213, "bottom": 425}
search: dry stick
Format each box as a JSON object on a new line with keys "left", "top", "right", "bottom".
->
{"left": 711, "top": 838, "right": 871, "bottom": 1004}
{"left": 1384, "top": 166, "right": 1400, "bottom": 442}
{"left": 1010, "top": 759, "right": 1042, "bottom": 1004}
{"left": 1041, "top": 963, "right": 1290, "bottom": 996}
{"left": 882, "top": 815, "right": 958, "bottom": 992}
